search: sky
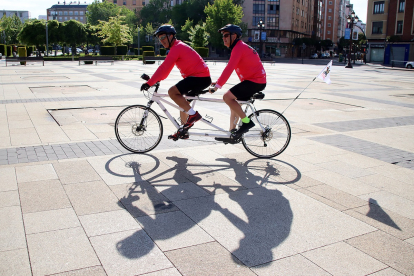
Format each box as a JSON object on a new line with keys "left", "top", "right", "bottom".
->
{"left": 3, "top": 0, "right": 369, "bottom": 23}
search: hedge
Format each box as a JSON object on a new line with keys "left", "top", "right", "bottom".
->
{"left": 142, "top": 51, "right": 155, "bottom": 64}
{"left": 0, "top": 44, "right": 6, "bottom": 56}
{"left": 142, "top": 46, "right": 154, "bottom": 52}
{"left": 27, "top": 46, "right": 35, "bottom": 57}
{"left": 194, "top": 47, "right": 209, "bottom": 58}
{"left": 18, "top": 46, "right": 27, "bottom": 65}
{"left": 7, "top": 45, "right": 12, "bottom": 56}
{"left": 160, "top": 48, "right": 166, "bottom": 56}
{"left": 134, "top": 48, "right": 142, "bottom": 55}
{"left": 101, "top": 46, "right": 116, "bottom": 55}
{"left": 116, "top": 45, "right": 128, "bottom": 55}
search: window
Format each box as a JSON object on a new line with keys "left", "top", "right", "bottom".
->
{"left": 142, "top": 1, "right": 145, "bottom": 5}
{"left": 80, "top": 11, "right": 83, "bottom": 15}
{"left": 327, "top": 31, "right": 331, "bottom": 34}
{"left": 80, "top": 17, "right": 83, "bottom": 21}
{"left": 328, "top": 16, "right": 332, "bottom": 20}
{"left": 59, "top": 17, "right": 62, "bottom": 20}
{"left": 267, "top": 0, "right": 279, "bottom": 2}
{"left": 398, "top": 0, "right": 405, "bottom": 12}
{"left": 329, "top": 1, "right": 332, "bottom": 4}
{"left": 396, "top": 21, "right": 403, "bottom": 33}
{"left": 59, "top": 11, "right": 62, "bottom": 15}
{"left": 133, "top": 0, "right": 136, "bottom": 4}
{"left": 75, "top": 17, "right": 78, "bottom": 20}
{"left": 267, "top": 16, "right": 277, "bottom": 28}
{"left": 372, "top": 21, "right": 383, "bottom": 34}
{"left": 253, "top": 4, "right": 265, "bottom": 14}
{"left": 69, "top": 11, "right": 73, "bottom": 15}
{"left": 252, "top": 16, "right": 261, "bottom": 26}
{"left": 328, "top": 23, "right": 331, "bottom": 27}
{"left": 64, "top": 11, "right": 68, "bottom": 15}
{"left": 268, "top": 4, "right": 279, "bottom": 14}
{"left": 64, "top": 17, "right": 68, "bottom": 20}
{"left": 113, "top": 0, "right": 117, "bottom": 3}
{"left": 74, "top": 11, "right": 78, "bottom": 15}
{"left": 123, "top": 1, "right": 126, "bottom": 5}
{"left": 328, "top": 9, "right": 332, "bottom": 12}
{"left": 373, "top": 1, "right": 385, "bottom": 14}
{"left": 70, "top": 17, "right": 73, "bottom": 19}
{"left": 297, "top": 8, "right": 300, "bottom": 15}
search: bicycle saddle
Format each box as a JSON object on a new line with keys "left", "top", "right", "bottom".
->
{"left": 252, "top": 92, "right": 265, "bottom": 100}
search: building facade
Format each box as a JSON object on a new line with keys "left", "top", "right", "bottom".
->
{"left": 47, "top": 1, "right": 88, "bottom": 24}
{"left": 242, "top": 0, "right": 315, "bottom": 57}
{"left": 366, "top": 0, "right": 414, "bottom": 63}
{"left": 104, "top": 0, "right": 144, "bottom": 12}
{"left": 1, "top": 10, "right": 30, "bottom": 23}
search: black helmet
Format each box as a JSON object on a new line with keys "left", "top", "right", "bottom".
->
{"left": 218, "top": 24, "right": 242, "bottom": 37}
{"left": 154, "top": 25, "right": 177, "bottom": 37}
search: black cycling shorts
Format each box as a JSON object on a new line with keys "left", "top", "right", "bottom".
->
{"left": 229, "top": 80, "right": 266, "bottom": 101}
{"left": 175, "top": 76, "right": 212, "bottom": 96}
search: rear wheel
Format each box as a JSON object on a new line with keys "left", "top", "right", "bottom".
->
{"left": 407, "top": 64, "right": 413, "bottom": 69}
{"left": 242, "top": 109, "right": 291, "bottom": 158}
{"left": 115, "top": 105, "right": 163, "bottom": 153}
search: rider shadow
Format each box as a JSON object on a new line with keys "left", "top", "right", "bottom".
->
{"left": 109, "top": 154, "right": 297, "bottom": 267}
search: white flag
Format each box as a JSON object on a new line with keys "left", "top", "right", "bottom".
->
{"left": 317, "top": 60, "right": 332, "bottom": 85}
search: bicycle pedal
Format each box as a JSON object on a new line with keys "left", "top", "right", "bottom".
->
{"left": 168, "top": 134, "right": 179, "bottom": 141}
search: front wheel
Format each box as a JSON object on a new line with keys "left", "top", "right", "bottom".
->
{"left": 242, "top": 109, "right": 291, "bottom": 158}
{"left": 115, "top": 105, "right": 163, "bottom": 153}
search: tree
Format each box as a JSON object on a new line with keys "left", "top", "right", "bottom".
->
{"left": 179, "top": 18, "right": 193, "bottom": 42}
{"left": 0, "top": 14, "right": 24, "bottom": 44}
{"left": 18, "top": 20, "right": 46, "bottom": 55}
{"left": 85, "top": 23, "right": 101, "bottom": 47}
{"left": 87, "top": 0, "right": 137, "bottom": 29}
{"left": 139, "top": 0, "right": 172, "bottom": 27}
{"left": 187, "top": 22, "right": 209, "bottom": 47}
{"left": 62, "top": 20, "right": 87, "bottom": 54}
{"left": 97, "top": 14, "right": 132, "bottom": 46}
{"left": 204, "top": 0, "right": 244, "bottom": 48}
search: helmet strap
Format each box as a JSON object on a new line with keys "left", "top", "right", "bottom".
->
{"left": 167, "top": 35, "right": 175, "bottom": 49}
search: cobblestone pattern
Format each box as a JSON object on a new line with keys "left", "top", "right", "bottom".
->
{"left": 0, "top": 94, "right": 139, "bottom": 105}
{"left": 310, "top": 134, "right": 414, "bottom": 169}
{"left": 315, "top": 116, "right": 414, "bottom": 132}
{"left": 328, "top": 93, "right": 414, "bottom": 109}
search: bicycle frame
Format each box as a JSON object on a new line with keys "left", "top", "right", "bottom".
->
{"left": 144, "top": 85, "right": 266, "bottom": 139}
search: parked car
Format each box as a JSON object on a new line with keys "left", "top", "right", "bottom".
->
{"left": 310, "top": 53, "right": 318, "bottom": 59}
{"left": 321, "top": 53, "right": 330, "bottom": 58}
{"left": 406, "top": 61, "right": 414, "bottom": 69}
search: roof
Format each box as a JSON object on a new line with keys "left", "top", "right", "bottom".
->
{"left": 49, "top": 4, "right": 88, "bottom": 9}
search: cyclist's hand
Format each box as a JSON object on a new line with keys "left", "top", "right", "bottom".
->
{"left": 209, "top": 86, "right": 217, "bottom": 94}
{"left": 141, "top": 83, "right": 150, "bottom": 91}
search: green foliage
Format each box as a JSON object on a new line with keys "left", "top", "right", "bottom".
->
{"left": 0, "top": 14, "right": 24, "bottom": 44}
{"left": 18, "top": 20, "right": 46, "bottom": 48}
{"left": 116, "top": 45, "right": 128, "bottom": 55}
{"left": 179, "top": 19, "right": 193, "bottom": 42}
{"left": 204, "top": 0, "right": 244, "bottom": 48}
{"left": 160, "top": 48, "right": 166, "bottom": 55}
{"left": 85, "top": 23, "right": 101, "bottom": 46}
{"left": 171, "top": 0, "right": 212, "bottom": 30}
{"left": 0, "top": 44, "right": 6, "bottom": 56}
{"left": 87, "top": 0, "right": 137, "bottom": 29}
{"left": 144, "top": 23, "right": 155, "bottom": 38}
{"left": 139, "top": 0, "right": 172, "bottom": 27}
{"left": 100, "top": 46, "right": 116, "bottom": 55}
{"left": 134, "top": 48, "right": 142, "bottom": 55}
{"left": 194, "top": 47, "right": 208, "bottom": 57}
{"left": 27, "top": 45, "right": 35, "bottom": 56}
{"left": 187, "top": 23, "right": 209, "bottom": 47}
{"left": 97, "top": 14, "right": 132, "bottom": 46}
{"left": 62, "top": 20, "right": 87, "bottom": 51}
{"left": 47, "top": 20, "right": 64, "bottom": 46}
{"left": 142, "top": 46, "right": 154, "bottom": 51}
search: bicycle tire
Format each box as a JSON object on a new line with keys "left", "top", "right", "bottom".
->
{"left": 115, "top": 105, "right": 163, "bottom": 153}
{"left": 242, "top": 109, "right": 291, "bottom": 158}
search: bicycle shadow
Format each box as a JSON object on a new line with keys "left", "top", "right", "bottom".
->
{"left": 106, "top": 153, "right": 299, "bottom": 267}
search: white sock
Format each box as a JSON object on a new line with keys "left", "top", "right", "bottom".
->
{"left": 187, "top": 108, "right": 196, "bottom": 115}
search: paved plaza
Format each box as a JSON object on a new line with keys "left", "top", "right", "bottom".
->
{"left": 0, "top": 58, "right": 413, "bottom": 275}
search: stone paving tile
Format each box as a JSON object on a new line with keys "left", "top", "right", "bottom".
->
{"left": 0, "top": 248, "right": 32, "bottom": 276}
{"left": 15, "top": 163, "right": 58, "bottom": 183}
{"left": 27, "top": 227, "right": 101, "bottom": 276}
{"left": 368, "top": 267, "right": 406, "bottom": 276}
{"left": 0, "top": 167, "right": 17, "bottom": 191}
{"left": 23, "top": 208, "right": 80, "bottom": 234}
{"left": 252, "top": 254, "right": 331, "bottom": 276}
{"left": 165, "top": 242, "right": 256, "bottom": 276}
{"left": 136, "top": 210, "right": 214, "bottom": 251}
{"left": 90, "top": 229, "right": 173, "bottom": 276}
{"left": 48, "top": 266, "right": 108, "bottom": 276}
{"left": 18, "top": 179, "right": 72, "bottom": 214}
{"left": 79, "top": 209, "right": 141, "bottom": 237}
{"left": 304, "top": 184, "right": 367, "bottom": 209}
{"left": 64, "top": 180, "right": 123, "bottom": 216}
{"left": 328, "top": 92, "right": 414, "bottom": 109}
{"left": 346, "top": 230, "right": 414, "bottom": 275}
{"left": 0, "top": 190, "right": 20, "bottom": 208}
{"left": 53, "top": 159, "right": 102, "bottom": 184}
{"left": 302, "top": 242, "right": 387, "bottom": 275}
{"left": 344, "top": 203, "right": 414, "bottom": 240}
{"left": 0, "top": 206, "right": 26, "bottom": 251}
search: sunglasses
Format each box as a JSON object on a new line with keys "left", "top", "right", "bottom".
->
{"left": 158, "top": 34, "right": 167, "bottom": 41}
{"left": 222, "top": 33, "right": 231, "bottom": 38}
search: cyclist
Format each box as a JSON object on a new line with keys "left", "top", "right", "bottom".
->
{"left": 210, "top": 24, "right": 266, "bottom": 142}
{"left": 141, "top": 25, "right": 211, "bottom": 140}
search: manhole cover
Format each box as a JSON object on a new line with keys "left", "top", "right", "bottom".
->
{"left": 30, "top": 85, "right": 97, "bottom": 94}
{"left": 22, "top": 76, "right": 69, "bottom": 80}
{"left": 48, "top": 106, "right": 125, "bottom": 126}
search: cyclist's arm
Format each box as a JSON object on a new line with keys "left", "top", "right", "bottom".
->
{"left": 215, "top": 48, "right": 242, "bottom": 89}
{"left": 147, "top": 51, "right": 177, "bottom": 86}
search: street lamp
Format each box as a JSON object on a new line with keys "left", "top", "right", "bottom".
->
{"left": 345, "top": 11, "right": 359, "bottom": 68}
{"left": 257, "top": 19, "right": 265, "bottom": 58}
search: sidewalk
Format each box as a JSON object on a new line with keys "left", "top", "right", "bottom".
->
{"left": 1, "top": 60, "right": 414, "bottom": 276}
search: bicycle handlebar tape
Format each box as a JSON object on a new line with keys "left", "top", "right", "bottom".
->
{"left": 141, "top": 74, "right": 150, "bottom": 81}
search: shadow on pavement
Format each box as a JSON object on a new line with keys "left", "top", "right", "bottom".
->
{"left": 367, "top": 198, "right": 401, "bottom": 230}
{"left": 105, "top": 153, "right": 300, "bottom": 266}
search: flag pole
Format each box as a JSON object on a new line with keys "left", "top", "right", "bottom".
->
{"left": 280, "top": 60, "right": 332, "bottom": 115}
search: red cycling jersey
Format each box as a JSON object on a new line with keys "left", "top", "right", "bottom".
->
{"left": 215, "top": 40, "right": 266, "bottom": 89}
{"left": 147, "top": 39, "right": 210, "bottom": 86}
